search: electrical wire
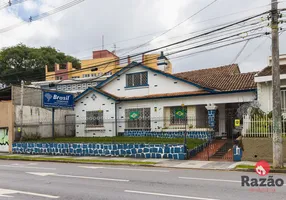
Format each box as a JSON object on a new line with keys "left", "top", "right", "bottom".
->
{"left": 120, "top": 0, "right": 219, "bottom": 56}
{"left": 238, "top": 37, "right": 270, "bottom": 64}
{"left": 10, "top": 34, "right": 268, "bottom": 99}
{"left": 71, "top": 4, "right": 273, "bottom": 59}
{"left": 0, "top": 0, "right": 31, "bottom": 10}
{"left": 9, "top": 30, "right": 270, "bottom": 90}
{"left": 231, "top": 40, "right": 249, "bottom": 64}
{"left": 0, "top": 11, "right": 271, "bottom": 83}
{"left": 0, "top": 0, "right": 85, "bottom": 33}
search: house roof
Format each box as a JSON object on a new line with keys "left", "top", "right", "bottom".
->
{"left": 256, "top": 65, "right": 286, "bottom": 77}
{"left": 96, "top": 62, "right": 215, "bottom": 92}
{"left": 174, "top": 64, "right": 256, "bottom": 91}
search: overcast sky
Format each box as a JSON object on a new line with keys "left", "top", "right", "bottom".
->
{"left": 0, "top": 0, "right": 286, "bottom": 73}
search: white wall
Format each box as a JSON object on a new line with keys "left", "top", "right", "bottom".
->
{"left": 117, "top": 92, "right": 255, "bottom": 133}
{"left": 102, "top": 66, "right": 201, "bottom": 97}
{"left": 257, "top": 79, "right": 286, "bottom": 113}
{"left": 75, "top": 91, "right": 116, "bottom": 137}
{"left": 14, "top": 106, "right": 74, "bottom": 138}
{"left": 217, "top": 104, "right": 226, "bottom": 135}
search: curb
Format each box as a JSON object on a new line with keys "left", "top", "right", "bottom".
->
{"left": 0, "top": 156, "right": 156, "bottom": 167}
{"left": 233, "top": 168, "right": 286, "bottom": 174}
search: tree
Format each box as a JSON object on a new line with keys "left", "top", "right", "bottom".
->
{"left": 0, "top": 44, "right": 80, "bottom": 85}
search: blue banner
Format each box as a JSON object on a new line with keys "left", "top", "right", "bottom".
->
{"left": 42, "top": 91, "right": 74, "bottom": 109}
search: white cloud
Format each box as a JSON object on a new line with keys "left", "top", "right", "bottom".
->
{"left": 23, "top": 0, "right": 38, "bottom": 11}
{"left": 0, "top": 0, "right": 285, "bottom": 74}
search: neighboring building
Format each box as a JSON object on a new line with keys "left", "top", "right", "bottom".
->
{"left": 45, "top": 50, "right": 120, "bottom": 81}
{"left": 31, "top": 76, "right": 110, "bottom": 94}
{"left": 254, "top": 55, "right": 286, "bottom": 113}
{"left": 0, "top": 86, "right": 75, "bottom": 152}
{"left": 35, "top": 51, "right": 172, "bottom": 94}
{"left": 74, "top": 62, "right": 256, "bottom": 138}
{"left": 45, "top": 50, "right": 172, "bottom": 81}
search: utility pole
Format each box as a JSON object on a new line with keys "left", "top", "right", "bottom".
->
{"left": 19, "top": 80, "right": 24, "bottom": 141}
{"left": 271, "top": 0, "right": 283, "bottom": 168}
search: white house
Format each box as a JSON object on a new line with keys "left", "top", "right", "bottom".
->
{"left": 254, "top": 55, "right": 286, "bottom": 113}
{"left": 74, "top": 61, "right": 257, "bottom": 139}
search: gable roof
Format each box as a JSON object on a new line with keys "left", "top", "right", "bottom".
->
{"left": 74, "top": 87, "right": 118, "bottom": 102}
{"left": 174, "top": 64, "right": 256, "bottom": 91}
{"left": 256, "top": 65, "right": 286, "bottom": 77}
{"left": 96, "top": 62, "right": 215, "bottom": 92}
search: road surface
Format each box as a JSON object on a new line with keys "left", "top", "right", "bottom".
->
{"left": 0, "top": 160, "right": 285, "bottom": 200}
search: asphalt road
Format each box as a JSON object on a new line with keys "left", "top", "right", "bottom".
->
{"left": 0, "top": 160, "right": 285, "bottom": 200}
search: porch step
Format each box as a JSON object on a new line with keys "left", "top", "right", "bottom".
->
{"left": 211, "top": 141, "right": 233, "bottom": 159}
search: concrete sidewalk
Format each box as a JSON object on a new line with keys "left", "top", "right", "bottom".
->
{"left": 0, "top": 153, "right": 256, "bottom": 170}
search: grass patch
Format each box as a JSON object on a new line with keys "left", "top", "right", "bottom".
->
{"left": 20, "top": 137, "right": 204, "bottom": 149}
{"left": 236, "top": 165, "right": 286, "bottom": 170}
{"left": 0, "top": 156, "right": 156, "bottom": 165}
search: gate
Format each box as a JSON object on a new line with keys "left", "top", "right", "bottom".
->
{"left": 190, "top": 109, "right": 239, "bottom": 161}
{"left": 65, "top": 114, "right": 75, "bottom": 137}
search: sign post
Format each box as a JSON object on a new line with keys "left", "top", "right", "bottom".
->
{"left": 42, "top": 91, "right": 74, "bottom": 139}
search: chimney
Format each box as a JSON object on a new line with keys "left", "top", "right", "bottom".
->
{"left": 157, "top": 51, "right": 167, "bottom": 72}
{"left": 128, "top": 55, "right": 131, "bottom": 64}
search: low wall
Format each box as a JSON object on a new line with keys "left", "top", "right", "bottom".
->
{"left": 242, "top": 138, "right": 286, "bottom": 162}
{"left": 124, "top": 131, "right": 213, "bottom": 140}
{"left": 12, "top": 143, "right": 186, "bottom": 160}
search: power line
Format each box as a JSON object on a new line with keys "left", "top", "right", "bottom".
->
{"left": 11, "top": 34, "right": 268, "bottom": 99}
{"left": 9, "top": 28, "right": 270, "bottom": 85}
{"left": 0, "top": 0, "right": 85, "bottom": 33}
{"left": 0, "top": 11, "right": 270, "bottom": 82}
{"left": 0, "top": 0, "right": 31, "bottom": 10}
{"left": 71, "top": 3, "right": 273, "bottom": 59}
{"left": 231, "top": 40, "right": 249, "bottom": 64}
{"left": 169, "top": 35, "right": 267, "bottom": 63}
{"left": 238, "top": 37, "right": 269, "bottom": 64}
{"left": 120, "top": 0, "right": 219, "bottom": 56}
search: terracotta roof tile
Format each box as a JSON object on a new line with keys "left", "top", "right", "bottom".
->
{"left": 174, "top": 64, "right": 256, "bottom": 91}
{"left": 256, "top": 65, "right": 286, "bottom": 76}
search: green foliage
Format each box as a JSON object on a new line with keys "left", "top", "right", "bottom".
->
{"left": 0, "top": 44, "right": 80, "bottom": 85}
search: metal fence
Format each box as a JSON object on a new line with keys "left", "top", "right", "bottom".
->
{"left": 242, "top": 114, "right": 286, "bottom": 137}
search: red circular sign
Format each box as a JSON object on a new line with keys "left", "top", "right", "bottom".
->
{"left": 255, "top": 160, "right": 270, "bottom": 176}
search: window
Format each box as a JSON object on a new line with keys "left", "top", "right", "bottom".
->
{"left": 83, "top": 74, "right": 90, "bottom": 78}
{"left": 72, "top": 76, "right": 80, "bottom": 79}
{"left": 125, "top": 108, "right": 150, "bottom": 129}
{"left": 126, "top": 72, "right": 148, "bottom": 87}
{"left": 86, "top": 111, "right": 104, "bottom": 127}
{"left": 170, "top": 106, "right": 187, "bottom": 125}
{"left": 98, "top": 72, "right": 103, "bottom": 76}
{"left": 56, "top": 76, "right": 62, "bottom": 80}
{"left": 106, "top": 72, "right": 112, "bottom": 76}
{"left": 281, "top": 88, "right": 286, "bottom": 112}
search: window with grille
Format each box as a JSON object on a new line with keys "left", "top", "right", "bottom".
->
{"left": 126, "top": 72, "right": 148, "bottom": 87}
{"left": 170, "top": 106, "right": 187, "bottom": 125}
{"left": 86, "top": 111, "right": 104, "bottom": 127}
{"left": 281, "top": 88, "right": 286, "bottom": 112}
{"left": 125, "top": 108, "right": 150, "bottom": 129}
